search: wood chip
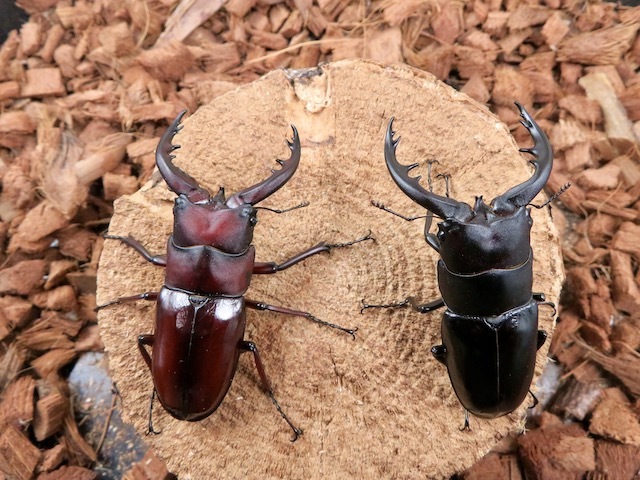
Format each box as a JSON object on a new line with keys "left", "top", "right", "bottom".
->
{"left": 38, "top": 444, "right": 67, "bottom": 473}
{"left": 37, "top": 465, "right": 97, "bottom": 480}
{"left": 518, "top": 422, "right": 594, "bottom": 479}
{"left": 592, "top": 441, "right": 640, "bottom": 480}
{"left": 0, "top": 376, "right": 35, "bottom": 427}
{"left": 0, "top": 259, "right": 46, "bottom": 295}
{"left": 122, "top": 450, "right": 172, "bottom": 480}
{"left": 33, "top": 390, "right": 68, "bottom": 441}
{"left": 576, "top": 163, "right": 621, "bottom": 190}
{"left": 589, "top": 396, "right": 640, "bottom": 446}
{"left": 579, "top": 71, "right": 639, "bottom": 152}
{"left": 20, "top": 68, "right": 66, "bottom": 97}
{"left": 558, "top": 22, "right": 640, "bottom": 66}
{"left": 0, "top": 424, "right": 41, "bottom": 480}
{"left": 549, "top": 378, "right": 602, "bottom": 421}
{"left": 611, "top": 222, "right": 640, "bottom": 261}
{"left": 611, "top": 250, "right": 640, "bottom": 314}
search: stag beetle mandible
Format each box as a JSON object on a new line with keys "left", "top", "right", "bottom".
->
{"left": 98, "top": 111, "right": 372, "bottom": 440}
{"left": 364, "top": 103, "right": 559, "bottom": 428}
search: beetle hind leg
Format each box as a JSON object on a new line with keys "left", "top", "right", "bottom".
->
{"left": 241, "top": 341, "right": 302, "bottom": 442}
{"left": 146, "top": 388, "right": 162, "bottom": 435}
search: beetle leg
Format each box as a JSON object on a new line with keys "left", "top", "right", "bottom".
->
{"left": 104, "top": 235, "right": 167, "bottom": 267}
{"left": 146, "top": 389, "right": 162, "bottom": 435}
{"left": 534, "top": 292, "right": 557, "bottom": 316}
{"left": 240, "top": 341, "right": 302, "bottom": 442}
{"left": 95, "top": 291, "right": 159, "bottom": 311}
{"left": 253, "top": 231, "right": 373, "bottom": 274}
{"left": 431, "top": 344, "right": 447, "bottom": 365}
{"left": 246, "top": 299, "right": 357, "bottom": 338}
{"left": 460, "top": 409, "right": 471, "bottom": 432}
{"left": 537, "top": 330, "right": 547, "bottom": 350}
{"left": 137, "top": 335, "right": 161, "bottom": 435}
{"left": 137, "top": 334, "right": 154, "bottom": 371}
{"left": 527, "top": 389, "right": 540, "bottom": 409}
{"left": 411, "top": 297, "right": 446, "bottom": 313}
{"left": 360, "top": 297, "right": 410, "bottom": 313}
{"left": 360, "top": 296, "right": 445, "bottom": 315}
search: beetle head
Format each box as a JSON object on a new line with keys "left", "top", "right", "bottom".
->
{"left": 157, "top": 111, "right": 301, "bottom": 253}
{"left": 385, "top": 103, "right": 552, "bottom": 274}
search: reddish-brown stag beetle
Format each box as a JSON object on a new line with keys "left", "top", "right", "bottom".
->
{"left": 98, "top": 111, "right": 372, "bottom": 440}
{"left": 364, "top": 103, "right": 562, "bottom": 428}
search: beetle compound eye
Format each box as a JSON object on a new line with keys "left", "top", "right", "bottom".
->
{"left": 250, "top": 216, "right": 258, "bottom": 226}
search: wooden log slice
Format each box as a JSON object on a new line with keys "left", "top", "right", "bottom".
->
{"left": 96, "top": 60, "right": 564, "bottom": 479}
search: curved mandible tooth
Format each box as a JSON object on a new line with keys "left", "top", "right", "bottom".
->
{"left": 491, "top": 102, "right": 553, "bottom": 214}
{"left": 156, "top": 110, "right": 211, "bottom": 203}
{"left": 227, "top": 125, "right": 301, "bottom": 208}
{"left": 384, "top": 118, "right": 472, "bottom": 222}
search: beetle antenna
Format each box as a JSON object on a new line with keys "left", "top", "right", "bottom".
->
{"left": 370, "top": 200, "right": 431, "bottom": 221}
{"left": 426, "top": 160, "right": 440, "bottom": 192}
{"left": 436, "top": 173, "right": 451, "bottom": 198}
{"left": 254, "top": 201, "right": 310, "bottom": 214}
{"left": 528, "top": 182, "right": 571, "bottom": 209}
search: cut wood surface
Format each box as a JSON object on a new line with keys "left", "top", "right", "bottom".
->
{"left": 97, "top": 60, "right": 563, "bottom": 479}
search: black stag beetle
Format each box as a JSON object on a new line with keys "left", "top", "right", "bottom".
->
{"left": 364, "top": 103, "right": 561, "bottom": 428}
{"left": 98, "top": 110, "right": 372, "bottom": 440}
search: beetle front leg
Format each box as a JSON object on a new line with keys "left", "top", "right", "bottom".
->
{"left": 104, "top": 235, "right": 167, "bottom": 266}
{"left": 252, "top": 231, "right": 373, "bottom": 274}
{"left": 246, "top": 299, "right": 357, "bottom": 338}
{"left": 95, "top": 291, "right": 159, "bottom": 311}
{"left": 361, "top": 296, "right": 445, "bottom": 314}
{"left": 240, "top": 341, "right": 302, "bottom": 442}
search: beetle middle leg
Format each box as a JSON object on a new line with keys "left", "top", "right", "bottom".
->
{"left": 246, "top": 299, "right": 357, "bottom": 338}
{"left": 240, "top": 340, "right": 302, "bottom": 442}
